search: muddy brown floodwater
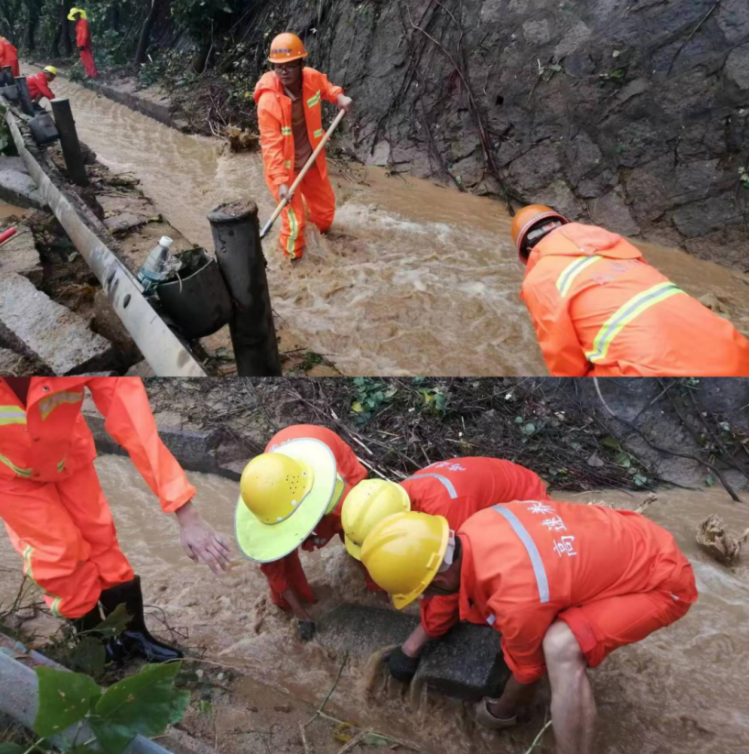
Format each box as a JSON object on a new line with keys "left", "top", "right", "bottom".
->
{"left": 1, "top": 455, "right": 747, "bottom": 754}
{"left": 41, "top": 77, "right": 749, "bottom": 376}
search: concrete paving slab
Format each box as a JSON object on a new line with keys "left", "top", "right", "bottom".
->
{"left": 317, "top": 604, "right": 509, "bottom": 701}
{"left": 0, "top": 158, "right": 45, "bottom": 209}
{"left": 0, "top": 224, "right": 42, "bottom": 285}
{"left": 0, "top": 273, "right": 115, "bottom": 374}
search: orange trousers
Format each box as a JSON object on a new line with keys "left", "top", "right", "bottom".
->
{"left": 0, "top": 464, "right": 133, "bottom": 619}
{"left": 80, "top": 47, "right": 98, "bottom": 78}
{"left": 558, "top": 558, "right": 697, "bottom": 668}
{"left": 269, "top": 163, "right": 336, "bottom": 259}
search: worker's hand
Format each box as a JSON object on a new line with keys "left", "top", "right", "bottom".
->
{"left": 175, "top": 501, "right": 231, "bottom": 575}
{"left": 278, "top": 183, "right": 291, "bottom": 202}
{"left": 297, "top": 619, "right": 316, "bottom": 642}
{"left": 387, "top": 646, "right": 420, "bottom": 683}
{"left": 337, "top": 94, "right": 353, "bottom": 113}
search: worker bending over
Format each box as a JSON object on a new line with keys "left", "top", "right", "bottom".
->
{"left": 0, "top": 36, "right": 20, "bottom": 77}
{"left": 236, "top": 424, "right": 369, "bottom": 641}
{"left": 254, "top": 33, "right": 352, "bottom": 260}
{"left": 362, "top": 502, "right": 697, "bottom": 754}
{"left": 0, "top": 377, "right": 230, "bottom": 663}
{"left": 27, "top": 66, "right": 57, "bottom": 104}
{"left": 342, "top": 457, "right": 550, "bottom": 682}
{"left": 514, "top": 205, "right": 749, "bottom": 376}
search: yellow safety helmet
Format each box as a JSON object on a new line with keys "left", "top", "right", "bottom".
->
{"left": 235, "top": 438, "right": 340, "bottom": 563}
{"left": 342, "top": 479, "right": 410, "bottom": 561}
{"left": 361, "top": 511, "right": 449, "bottom": 609}
{"left": 44, "top": 66, "right": 58, "bottom": 76}
{"left": 67, "top": 8, "right": 87, "bottom": 21}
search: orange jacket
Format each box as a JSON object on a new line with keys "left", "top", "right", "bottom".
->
{"left": 520, "top": 223, "right": 749, "bottom": 377}
{"left": 0, "top": 39, "right": 20, "bottom": 77}
{"left": 0, "top": 377, "right": 195, "bottom": 513}
{"left": 457, "top": 500, "right": 697, "bottom": 683}
{"left": 253, "top": 68, "right": 343, "bottom": 186}
{"left": 76, "top": 18, "right": 92, "bottom": 50}
{"left": 261, "top": 424, "right": 367, "bottom": 595}
{"left": 401, "top": 457, "right": 550, "bottom": 638}
{"left": 27, "top": 72, "right": 55, "bottom": 101}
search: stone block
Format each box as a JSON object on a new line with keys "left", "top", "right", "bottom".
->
{"left": 317, "top": 604, "right": 509, "bottom": 702}
{"left": 0, "top": 273, "right": 115, "bottom": 375}
{"left": 0, "top": 225, "right": 42, "bottom": 285}
{"left": 588, "top": 187, "right": 640, "bottom": 237}
{"left": 725, "top": 44, "right": 749, "bottom": 90}
{"left": 718, "top": 0, "right": 749, "bottom": 44}
{"left": 0, "top": 159, "right": 45, "bottom": 210}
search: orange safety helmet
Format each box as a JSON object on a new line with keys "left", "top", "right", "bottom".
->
{"left": 268, "top": 33, "right": 308, "bottom": 64}
{"left": 511, "top": 204, "right": 568, "bottom": 260}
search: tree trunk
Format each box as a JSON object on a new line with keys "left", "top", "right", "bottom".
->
{"left": 25, "top": 0, "right": 42, "bottom": 51}
{"left": 60, "top": 1, "right": 73, "bottom": 57}
{"left": 134, "top": 0, "right": 162, "bottom": 66}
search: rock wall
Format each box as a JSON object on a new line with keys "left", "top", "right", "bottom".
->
{"left": 264, "top": 0, "right": 749, "bottom": 267}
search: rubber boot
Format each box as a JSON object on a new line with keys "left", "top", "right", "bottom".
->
{"left": 70, "top": 604, "right": 123, "bottom": 664}
{"left": 99, "top": 575, "right": 183, "bottom": 663}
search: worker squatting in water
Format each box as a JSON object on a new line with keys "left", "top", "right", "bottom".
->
{"left": 0, "top": 378, "right": 700, "bottom": 754}
{"left": 235, "top": 421, "right": 698, "bottom": 754}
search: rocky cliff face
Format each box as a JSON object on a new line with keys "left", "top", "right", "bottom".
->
{"left": 269, "top": 0, "right": 749, "bottom": 268}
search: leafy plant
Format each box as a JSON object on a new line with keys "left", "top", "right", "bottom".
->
{"left": 20, "top": 662, "right": 189, "bottom": 754}
{"left": 418, "top": 387, "right": 448, "bottom": 416}
{"left": 350, "top": 378, "right": 397, "bottom": 425}
{"left": 739, "top": 167, "right": 749, "bottom": 192}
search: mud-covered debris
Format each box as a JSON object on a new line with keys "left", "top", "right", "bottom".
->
{"left": 696, "top": 515, "right": 749, "bottom": 565}
{"left": 224, "top": 125, "right": 259, "bottom": 153}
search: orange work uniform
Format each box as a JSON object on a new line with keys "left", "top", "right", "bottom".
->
{"left": 76, "top": 18, "right": 98, "bottom": 78}
{"left": 457, "top": 500, "right": 697, "bottom": 683}
{"left": 0, "top": 377, "right": 195, "bottom": 619}
{"left": 0, "top": 39, "right": 20, "bottom": 77}
{"left": 520, "top": 223, "right": 749, "bottom": 376}
{"left": 259, "top": 425, "right": 368, "bottom": 608}
{"left": 27, "top": 72, "right": 55, "bottom": 102}
{"left": 254, "top": 68, "right": 343, "bottom": 259}
{"left": 400, "top": 458, "right": 550, "bottom": 639}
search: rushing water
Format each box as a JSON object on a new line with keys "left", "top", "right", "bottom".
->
{"left": 1, "top": 454, "right": 746, "bottom": 754}
{"left": 44, "top": 77, "right": 749, "bottom": 376}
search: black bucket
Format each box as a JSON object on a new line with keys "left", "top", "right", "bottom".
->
{"left": 157, "top": 248, "right": 233, "bottom": 340}
{"left": 28, "top": 112, "right": 59, "bottom": 145}
{"left": 0, "top": 84, "right": 19, "bottom": 101}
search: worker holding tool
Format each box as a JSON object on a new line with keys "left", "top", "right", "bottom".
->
{"left": 0, "top": 377, "right": 230, "bottom": 663}
{"left": 254, "top": 32, "right": 352, "bottom": 260}
{"left": 26, "top": 67, "right": 57, "bottom": 104}
{"left": 514, "top": 205, "right": 749, "bottom": 376}
{"left": 362, "top": 502, "right": 697, "bottom": 754}
{"left": 236, "top": 424, "right": 367, "bottom": 641}
{"left": 0, "top": 36, "right": 20, "bottom": 77}
{"left": 342, "top": 457, "right": 550, "bottom": 683}
{"left": 68, "top": 8, "right": 98, "bottom": 78}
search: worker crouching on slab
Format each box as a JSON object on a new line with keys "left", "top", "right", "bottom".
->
{"left": 254, "top": 33, "right": 352, "bottom": 261}
{"left": 236, "top": 425, "right": 378, "bottom": 641}
{"left": 68, "top": 8, "right": 98, "bottom": 78}
{"left": 362, "top": 503, "right": 697, "bottom": 754}
{"left": 342, "top": 457, "right": 551, "bottom": 683}
{"left": 27, "top": 66, "right": 57, "bottom": 105}
{"left": 514, "top": 205, "right": 749, "bottom": 376}
{"left": 0, "top": 377, "right": 230, "bottom": 663}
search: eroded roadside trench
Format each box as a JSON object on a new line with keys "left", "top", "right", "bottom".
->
{"left": 0, "top": 454, "right": 746, "bottom": 754}
{"left": 30, "top": 74, "right": 749, "bottom": 377}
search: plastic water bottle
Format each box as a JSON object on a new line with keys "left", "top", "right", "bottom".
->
{"left": 138, "top": 236, "right": 174, "bottom": 293}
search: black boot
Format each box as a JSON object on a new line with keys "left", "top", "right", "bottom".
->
{"left": 70, "top": 604, "right": 123, "bottom": 665}
{"left": 99, "top": 575, "right": 183, "bottom": 663}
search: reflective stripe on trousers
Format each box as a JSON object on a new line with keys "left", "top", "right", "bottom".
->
{"left": 403, "top": 473, "right": 458, "bottom": 499}
{"left": 555, "top": 255, "right": 603, "bottom": 297}
{"left": 23, "top": 545, "right": 63, "bottom": 618}
{"left": 586, "top": 282, "right": 685, "bottom": 363}
{"left": 492, "top": 504, "right": 550, "bottom": 603}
